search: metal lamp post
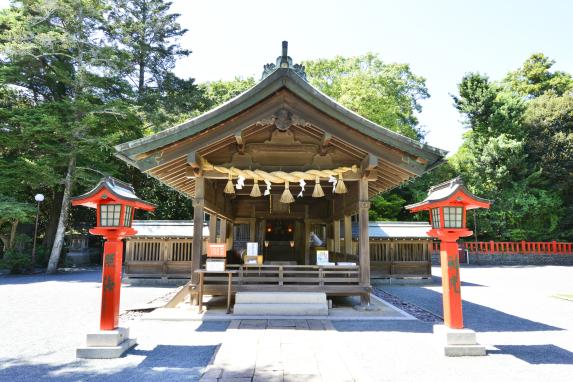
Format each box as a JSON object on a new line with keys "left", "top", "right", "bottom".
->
{"left": 31, "top": 193, "right": 44, "bottom": 272}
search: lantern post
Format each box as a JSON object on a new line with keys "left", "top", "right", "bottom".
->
{"left": 406, "top": 177, "right": 491, "bottom": 356}
{"left": 71, "top": 177, "right": 155, "bottom": 358}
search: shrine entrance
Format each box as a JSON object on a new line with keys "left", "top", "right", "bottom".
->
{"left": 114, "top": 42, "right": 445, "bottom": 303}
{"left": 263, "top": 219, "right": 297, "bottom": 263}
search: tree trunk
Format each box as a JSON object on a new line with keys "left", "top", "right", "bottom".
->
{"left": 42, "top": 188, "right": 64, "bottom": 249}
{"left": 138, "top": 59, "right": 145, "bottom": 97}
{"left": 9, "top": 220, "right": 19, "bottom": 250}
{"left": 46, "top": 154, "right": 76, "bottom": 273}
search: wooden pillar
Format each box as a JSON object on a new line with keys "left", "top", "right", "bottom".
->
{"left": 344, "top": 215, "right": 352, "bottom": 255}
{"left": 358, "top": 177, "right": 370, "bottom": 292}
{"left": 208, "top": 213, "right": 217, "bottom": 243}
{"left": 99, "top": 237, "right": 124, "bottom": 330}
{"left": 333, "top": 219, "right": 341, "bottom": 254}
{"left": 249, "top": 218, "right": 256, "bottom": 242}
{"left": 440, "top": 239, "right": 463, "bottom": 329}
{"left": 191, "top": 176, "right": 205, "bottom": 289}
{"left": 304, "top": 205, "right": 310, "bottom": 265}
{"left": 219, "top": 218, "right": 227, "bottom": 246}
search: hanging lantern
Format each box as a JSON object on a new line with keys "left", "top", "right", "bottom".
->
{"left": 250, "top": 179, "right": 262, "bottom": 197}
{"left": 280, "top": 181, "right": 295, "bottom": 204}
{"left": 312, "top": 177, "right": 324, "bottom": 198}
{"left": 334, "top": 173, "right": 347, "bottom": 194}
{"left": 224, "top": 173, "right": 235, "bottom": 194}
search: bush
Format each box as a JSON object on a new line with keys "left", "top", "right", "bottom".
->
{"left": 1, "top": 250, "right": 32, "bottom": 274}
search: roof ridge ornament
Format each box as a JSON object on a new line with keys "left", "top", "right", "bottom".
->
{"left": 261, "top": 41, "right": 307, "bottom": 81}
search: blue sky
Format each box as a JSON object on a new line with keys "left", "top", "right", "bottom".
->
{"left": 2, "top": 0, "right": 572, "bottom": 155}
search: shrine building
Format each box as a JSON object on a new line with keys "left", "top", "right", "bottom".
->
{"left": 114, "top": 42, "right": 446, "bottom": 304}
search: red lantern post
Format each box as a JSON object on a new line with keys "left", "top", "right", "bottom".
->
{"left": 71, "top": 177, "right": 155, "bottom": 331}
{"left": 406, "top": 178, "right": 490, "bottom": 329}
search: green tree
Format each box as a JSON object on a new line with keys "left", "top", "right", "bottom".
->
{"left": 504, "top": 53, "right": 573, "bottom": 98}
{"left": 107, "top": 0, "right": 202, "bottom": 132}
{"left": 0, "top": 0, "right": 142, "bottom": 272}
{"left": 304, "top": 53, "right": 429, "bottom": 140}
{"left": 0, "top": 196, "right": 35, "bottom": 253}
{"left": 523, "top": 94, "right": 573, "bottom": 238}
{"left": 199, "top": 77, "right": 257, "bottom": 110}
{"left": 302, "top": 54, "right": 432, "bottom": 221}
{"left": 450, "top": 53, "right": 573, "bottom": 240}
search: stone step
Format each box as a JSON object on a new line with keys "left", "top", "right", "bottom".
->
{"left": 233, "top": 303, "right": 328, "bottom": 316}
{"left": 235, "top": 292, "right": 327, "bottom": 304}
{"left": 444, "top": 344, "right": 486, "bottom": 357}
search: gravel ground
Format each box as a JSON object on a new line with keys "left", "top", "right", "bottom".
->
{"left": 1, "top": 265, "right": 572, "bottom": 381}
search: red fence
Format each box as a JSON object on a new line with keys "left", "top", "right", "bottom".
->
{"left": 464, "top": 241, "right": 573, "bottom": 255}
{"left": 431, "top": 241, "right": 573, "bottom": 255}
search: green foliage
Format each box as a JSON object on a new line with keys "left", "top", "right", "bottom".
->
{"left": 0, "top": 196, "right": 35, "bottom": 224}
{"left": 107, "top": 0, "right": 203, "bottom": 132}
{"left": 1, "top": 249, "right": 32, "bottom": 274}
{"left": 450, "top": 53, "right": 573, "bottom": 240}
{"left": 304, "top": 53, "right": 429, "bottom": 140}
{"left": 504, "top": 53, "right": 573, "bottom": 98}
{"left": 199, "top": 77, "right": 257, "bottom": 110}
{"left": 453, "top": 73, "right": 526, "bottom": 141}
{"left": 369, "top": 194, "right": 407, "bottom": 221}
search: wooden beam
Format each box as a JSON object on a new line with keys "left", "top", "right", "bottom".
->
{"left": 361, "top": 154, "right": 379, "bottom": 179}
{"left": 133, "top": 96, "right": 285, "bottom": 172}
{"left": 209, "top": 213, "right": 217, "bottom": 243}
{"left": 187, "top": 152, "right": 203, "bottom": 177}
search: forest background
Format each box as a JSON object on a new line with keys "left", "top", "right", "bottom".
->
{"left": 0, "top": 0, "right": 571, "bottom": 272}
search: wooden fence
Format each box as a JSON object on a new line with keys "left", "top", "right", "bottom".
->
{"left": 369, "top": 240, "right": 432, "bottom": 277}
{"left": 125, "top": 237, "right": 433, "bottom": 279}
{"left": 125, "top": 238, "right": 207, "bottom": 278}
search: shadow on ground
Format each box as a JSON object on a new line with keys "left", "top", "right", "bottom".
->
{"left": 491, "top": 344, "right": 573, "bottom": 365}
{"left": 195, "top": 321, "right": 230, "bottom": 332}
{"left": 382, "top": 286, "right": 564, "bottom": 332}
{"left": 0, "top": 344, "right": 218, "bottom": 382}
{"left": 0, "top": 270, "right": 102, "bottom": 286}
{"left": 333, "top": 320, "right": 434, "bottom": 333}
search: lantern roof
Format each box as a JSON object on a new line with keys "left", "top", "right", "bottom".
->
{"left": 71, "top": 176, "right": 156, "bottom": 211}
{"left": 405, "top": 177, "right": 491, "bottom": 212}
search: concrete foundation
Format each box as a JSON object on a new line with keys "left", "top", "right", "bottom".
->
{"left": 233, "top": 292, "right": 328, "bottom": 316}
{"left": 76, "top": 327, "right": 137, "bottom": 359}
{"left": 433, "top": 324, "right": 486, "bottom": 357}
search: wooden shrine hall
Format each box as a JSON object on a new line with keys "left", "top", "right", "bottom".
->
{"left": 115, "top": 42, "right": 446, "bottom": 306}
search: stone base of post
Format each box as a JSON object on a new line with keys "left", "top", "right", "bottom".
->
{"left": 76, "top": 327, "right": 136, "bottom": 359}
{"left": 433, "top": 325, "right": 486, "bottom": 357}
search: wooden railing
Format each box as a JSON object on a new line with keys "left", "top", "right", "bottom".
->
{"left": 201, "top": 264, "right": 361, "bottom": 287}
{"left": 463, "top": 241, "right": 573, "bottom": 255}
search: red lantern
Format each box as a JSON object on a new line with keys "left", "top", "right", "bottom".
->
{"left": 406, "top": 177, "right": 490, "bottom": 329}
{"left": 72, "top": 177, "right": 155, "bottom": 330}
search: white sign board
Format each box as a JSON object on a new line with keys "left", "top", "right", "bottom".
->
{"left": 316, "top": 250, "right": 329, "bottom": 265}
{"left": 206, "top": 259, "right": 226, "bottom": 272}
{"left": 247, "top": 242, "right": 259, "bottom": 257}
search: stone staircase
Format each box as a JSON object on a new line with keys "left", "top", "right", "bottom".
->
{"left": 233, "top": 292, "right": 328, "bottom": 316}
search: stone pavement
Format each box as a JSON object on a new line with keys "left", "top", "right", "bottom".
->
{"left": 200, "top": 319, "right": 353, "bottom": 382}
{"left": 1, "top": 266, "right": 573, "bottom": 381}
